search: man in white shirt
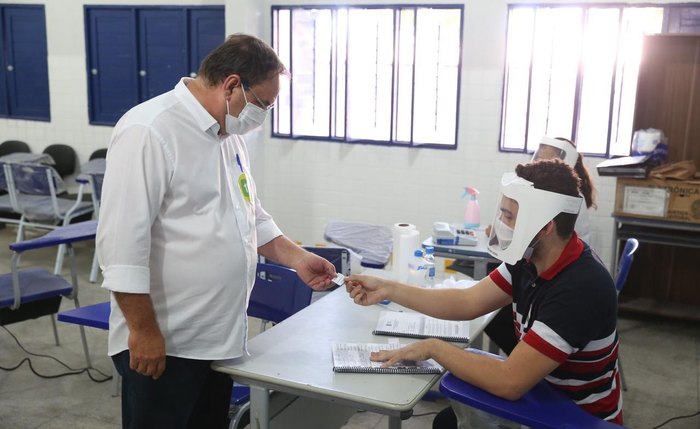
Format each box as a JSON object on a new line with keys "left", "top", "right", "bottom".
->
{"left": 97, "top": 33, "right": 336, "bottom": 429}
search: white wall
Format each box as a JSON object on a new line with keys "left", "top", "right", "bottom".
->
{"left": 3, "top": 0, "right": 698, "bottom": 270}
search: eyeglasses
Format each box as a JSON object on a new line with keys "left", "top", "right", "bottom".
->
{"left": 243, "top": 85, "right": 275, "bottom": 111}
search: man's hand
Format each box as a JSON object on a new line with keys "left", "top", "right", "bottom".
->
{"left": 345, "top": 274, "right": 392, "bottom": 306}
{"left": 294, "top": 252, "right": 335, "bottom": 290}
{"left": 127, "top": 327, "right": 166, "bottom": 379}
{"left": 370, "top": 339, "right": 436, "bottom": 367}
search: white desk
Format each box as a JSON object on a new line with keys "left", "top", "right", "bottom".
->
{"left": 213, "top": 287, "right": 495, "bottom": 429}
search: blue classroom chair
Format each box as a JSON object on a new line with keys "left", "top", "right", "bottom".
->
{"left": 4, "top": 163, "right": 94, "bottom": 274}
{"left": 57, "top": 301, "right": 119, "bottom": 396}
{"left": 439, "top": 349, "right": 628, "bottom": 429}
{"left": 228, "top": 262, "right": 314, "bottom": 429}
{"left": 0, "top": 221, "right": 97, "bottom": 359}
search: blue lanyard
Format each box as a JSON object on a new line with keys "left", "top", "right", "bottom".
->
{"left": 235, "top": 154, "right": 244, "bottom": 173}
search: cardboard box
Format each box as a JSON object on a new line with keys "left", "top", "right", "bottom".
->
{"left": 614, "top": 178, "right": 700, "bottom": 224}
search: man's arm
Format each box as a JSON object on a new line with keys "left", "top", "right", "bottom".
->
{"left": 347, "top": 274, "right": 511, "bottom": 321}
{"left": 433, "top": 339, "right": 559, "bottom": 400}
{"left": 113, "top": 292, "right": 166, "bottom": 379}
{"left": 97, "top": 125, "right": 170, "bottom": 378}
{"left": 258, "top": 235, "right": 335, "bottom": 290}
{"left": 373, "top": 338, "right": 559, "bottom": 400}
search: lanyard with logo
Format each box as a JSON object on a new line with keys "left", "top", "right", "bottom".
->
{"left": 235, "top": 153, "right": 251, "bottom": 204}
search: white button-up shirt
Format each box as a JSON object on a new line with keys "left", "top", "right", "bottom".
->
{"left": 97, "top": 78, "right": 282, "bottom": 359}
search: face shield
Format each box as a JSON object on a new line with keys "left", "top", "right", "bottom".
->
{"left": 531, "top": 137, "right": 578, "bottom": 168}
{"left": 487, "top": 173, "right": 582, "bottom": 265}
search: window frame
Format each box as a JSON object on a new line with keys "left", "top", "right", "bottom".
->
{"left": 498, "top": 3, "right": 680, "bottom": 159}
{"left": 270, "top": 4, "right": 465, "bottom": 150}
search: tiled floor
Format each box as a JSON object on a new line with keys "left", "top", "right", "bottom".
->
{"left": 0, "top": 226, "right": 698, "bottom": 429}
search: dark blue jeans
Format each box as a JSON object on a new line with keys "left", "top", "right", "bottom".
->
{"left": 112, "top": 350, "right": 233, "bottom": 429}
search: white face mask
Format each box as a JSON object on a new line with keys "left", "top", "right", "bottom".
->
{"left": 522, "top": 235, "right": 541, "bottom": 260}
{"left": 493, "top": 218, "right": 514, "bottom": 250}
{"left": 225, "top": 87, "right": 268, "bottom": 135}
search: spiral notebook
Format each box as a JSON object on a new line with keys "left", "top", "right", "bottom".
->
{"left": 373, "top": 311, "right": 470, "bottom": 343}
{"left": 331, "top": 342, "right": 442, "bottom": 374}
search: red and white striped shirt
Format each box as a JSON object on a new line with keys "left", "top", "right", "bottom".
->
{"left": 489, "top": 233, "right": 623, "bottom": 424}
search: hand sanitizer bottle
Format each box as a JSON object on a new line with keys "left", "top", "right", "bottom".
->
{"left": 463, "top": 187, "right": 480, "bottom": 228}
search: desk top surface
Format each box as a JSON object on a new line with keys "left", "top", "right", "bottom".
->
{"left": 213, "top": 287, "right": 493, "bottom": 414}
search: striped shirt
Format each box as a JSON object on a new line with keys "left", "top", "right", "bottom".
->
{"left": 489, "top": 233, "right": 623, "bottom": 424}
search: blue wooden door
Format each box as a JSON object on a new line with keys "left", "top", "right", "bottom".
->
{"left": 86, "top": 7, "right": 139, "bottom": 124}
{"left": 0, "top": 13, "right": 8, "bottom": 117}
{"left": 138, "top": 9, "right": 187, "bottom": 101}
{"left": 189, "top": 8, "right": 225, "bottom": 77}
{"left": 2, "top": 6, "right": 50, "bottom": 120}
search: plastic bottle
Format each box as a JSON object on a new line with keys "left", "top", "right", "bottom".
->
{"left": 423, "top": 246, "right": 436, "bottom": 288}
{"left": 407, "top": 250, "right": 425, "bottom": 286}
{"left": 463, "top": 187, "right": 480, "bottom": 228}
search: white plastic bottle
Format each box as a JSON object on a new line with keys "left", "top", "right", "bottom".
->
{"left": 407, "top": 250, "right": 425, "bottom": 286}
{"left": 424, "top": 246, "right": 436, "bottom": 288}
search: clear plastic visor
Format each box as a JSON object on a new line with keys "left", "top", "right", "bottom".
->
{"left": 487, "top": 194, "right": 519, "bottom": 251}
{"left": 531, "top": 137, "right": 578, "bottom": 167}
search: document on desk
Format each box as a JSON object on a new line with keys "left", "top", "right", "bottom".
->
{"left": 373, "top": 311, "right": 469, "bottom": 343}
{"left": 331, "top": 342, "right": 442, "bottom": 374}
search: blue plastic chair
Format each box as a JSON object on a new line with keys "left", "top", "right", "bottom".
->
{"left": 0, "top": 221, "right": 97, "bottom": 356}
{"left": 439, "top": 349, "right": 628, "bottom": 429}
{"left": 57, "top": 300, "right": 119, "bottom": 396}
{"left": 228, "top": 262, "right": 314, "bottom": 429}
{"left": 4, "top": 163, "right": 94, "bottom": 274}
{"left": 614, "top": 238, "right": 638, "bottom": 391}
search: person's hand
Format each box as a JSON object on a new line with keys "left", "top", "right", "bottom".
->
{"left": 128, "top": 327, "right": 166, "bottom": 379}
{"left": 294, "top": 252, "right": 335, "bottom": 290}
{"left": 345, "top": 274, "right": 391, "bottom": 306}
{"left": 485, "top": 224, "right": 492, "bottom": 237}
{"left": 371, "top": 339, "right": 436, "bottom": 367}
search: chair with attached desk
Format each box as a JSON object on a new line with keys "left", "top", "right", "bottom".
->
{"left": 0, "top": 221, "right": 97, "bottom": 359}
{"left": 4, "top": 162, "right": 94, "bottom": 274}
{"left": 57, "top": 300, "right": 119, "bottom": 395}
{"left": 439, "top": 349, "right": 628, "bottom": 429}
{"left": 228, "top": 262, "right": 314, "bottom": 429}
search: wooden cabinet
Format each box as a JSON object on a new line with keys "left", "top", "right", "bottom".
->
{"left": 617, "top": 34, "right": 700, "bottom": 320}
{"left": 632, "top": 34, "right": 700, "bottom": 164}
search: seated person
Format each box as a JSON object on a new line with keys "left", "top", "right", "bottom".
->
{"left": 345, "top": 160, "right": 622, "bottom": 427}
{"left": 481, "top": 136, "right": 599, "bottom": 365}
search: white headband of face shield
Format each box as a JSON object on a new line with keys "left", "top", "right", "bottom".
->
{"left": 531, "top": 137, "right": 579, "bottom": 168}
{"left": 487, "top": 172, "right": 582, "bottom": 265}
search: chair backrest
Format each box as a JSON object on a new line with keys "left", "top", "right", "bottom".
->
{"left": 8, "top": 163, "right": 65, "bottom": 196}
{"left": 247, "top": 262, "right": 313, "bottom": 325}
{"left": 0, "top": 140, "right": 30, "bottom": 157}
{"left": 42, "top": 144, "right": 77, "bottom": 178}
{"left": 89, "top": 148, "right": 108, "bottom": 160}
{"left": 614, "top": 238, "right": 639, "bottom": 294}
